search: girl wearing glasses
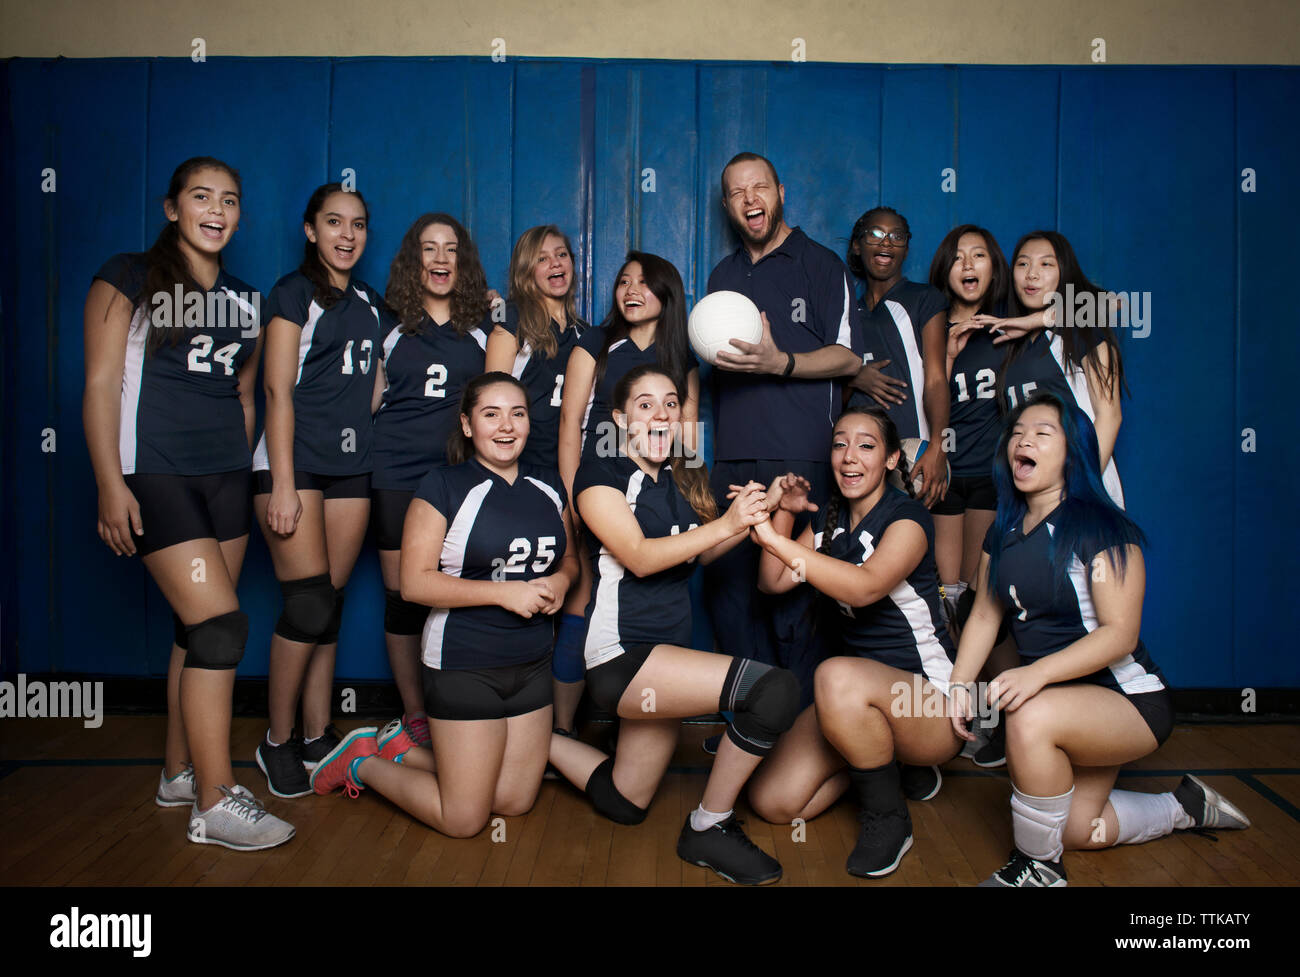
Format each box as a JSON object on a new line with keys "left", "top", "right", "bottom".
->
{"left": 844, "top": 207, "right": 950, "bottom": 512}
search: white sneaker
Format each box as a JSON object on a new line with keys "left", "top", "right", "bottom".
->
{"left": 155, "top": 764, "right": 197, "bottom": 807}
{"left": 188, "top": 785, "right": 295, "bottom": 851}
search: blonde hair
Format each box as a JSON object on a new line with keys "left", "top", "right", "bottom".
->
{"left": 507, "top": 224, "right": 577, "bottom": 360}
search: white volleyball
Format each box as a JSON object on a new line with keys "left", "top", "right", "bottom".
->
{"left": 688, "top": 290, "right": 763, "bottom": 366}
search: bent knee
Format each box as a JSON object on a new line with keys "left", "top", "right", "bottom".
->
{"left": 440, "top": 807, "right": 492, "bottom": 839}
{"left": 748, "top": 788, "right": 803, "bottom": 826}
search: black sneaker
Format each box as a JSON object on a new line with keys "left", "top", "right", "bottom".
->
{"left": 978, "top": 848, "right": 1067, "bottom": 887}
{"left": 255, "top": 734, "right": 312, "bottom": 799}
{"left": 701, "top": 733, "right": 722, "bottom": 756}
{"left": 1173, "top": 775, "right": 1251, "bottom": 831}
{"left": 846, "top": 809, "right": 913, "bottom": 877}
{"left": 973, "top": 721, "right": 1006, "bottom": 768}
{"left": 677, "top": 815, "right": 782, "bottom": 885}
{"left": 300, "top": 724, "right": 344, "bottom": 770}
{"left": 900, "top": 763, "right": 942, "bottom": 801}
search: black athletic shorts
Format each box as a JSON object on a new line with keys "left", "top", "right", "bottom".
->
{"left": 930, "top": 473, "right": 997, "bottom": 515}
{"left": 585, "top": 643, "right": 658, "bottom": 715}
{"left": 123, "top": 469, "right": 252, "bottom": 556}
{"left": 253, "top": 469, "right": 370, "bottom": 499}
{"left": 371, "top": 488, "right": 415, "bottom": 551}
{"left": 1124, "top": 686, "right": 1176, "bottom": 747}
{"left": 422, "top": 656, "right": 552, "bottom": 721}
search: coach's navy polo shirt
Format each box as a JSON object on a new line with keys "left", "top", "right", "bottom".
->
{"left": 707, "top": 227, "right": 862, "bottom": 463}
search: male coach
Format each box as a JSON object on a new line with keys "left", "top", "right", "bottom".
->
{"left": 704, "top": 152, "right": 863, "bottom": 702}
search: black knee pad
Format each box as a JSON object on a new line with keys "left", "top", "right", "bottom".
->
{"left": 384, "top": 588, "right": 427, "bottom": 636}
{"left": 723, "top": 659, "right": 800, "bottom": 757}
{"left": 584, "top": 757, "right": 647, "bottom": 825}
{"left": 318, "top": 588, "right": 345, "bottom": 645}
{"left": 172, "top": 612, "right": 189, "bottom": 650}
{"left": 183, "top": 611, "right": 249, "bottom": 670}
{"left": 274, "top": 573, "right": 335, "bottom": 643}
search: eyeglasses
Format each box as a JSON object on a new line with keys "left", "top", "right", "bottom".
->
{"left": 858, "top": 227, "right": 910, "bottom": 246}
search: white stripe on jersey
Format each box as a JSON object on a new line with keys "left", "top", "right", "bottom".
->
{"left": 381, "top": 324, "right": 402, "bottom": 366}
{"left": 422, "top": 478, "right": 493, "bottom": 669}
{"left": 118, "top": 305, "right": 149, "bottom": 474}
{"left": 295, "top": 301, "right": 326, "bottom": 384}
{"left": 835, "top": 273, "right": 854, "bottom": 348}
{"left": 221, "top": 286, "right": 258, "bottom": 326}
{"left": 885, "top": 299, "right": 928, "bottom": 441}
{"left": 857, "top": 529, "right": 953, "bottom": 696}
{"left": 1047, "top": 330, "right": 1125, "bottom": 508}
{"left": 1065, "top": 551, "right": 1164, "bottom": 694}
{"left": 470, "top": 327, "right": 488, "bottom": 351}
{"left": 510, "top": 342, "right": 532, "bottom": 381}
{"left": 252, "top": 432, "right": 269, "bottom": 471}
{"left": 584, "top": 469, "right": 646, "bottom": 668}
{"left": 524, "top": 476, "right": 564, "bottom": 517}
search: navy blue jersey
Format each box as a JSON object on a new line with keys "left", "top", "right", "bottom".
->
{"left": 707, "top": 227, "right": 861, "bottom": 463}
{"left": 252, "top": 270, "right": 384, "bottom": 477}
{"left": 946, "top": 322, "right": 1004, "bottom": 477}
{"left": 982, "top": 510, "right": 1165, "bottom": 695}
{"left": 574, "top": 327, "right": 700, "bottom": 459}
{"left": 415, "top": 459, "right": 568, "bottom": 669}
{"left": 1001, "top": 328, "right": 1124, "bottom": 505}
{"left": 575, "top": 453, "right": 701, "bottom": 667}
{"left": 849, "top": 279, "right": 948, "bottom": 441}
{"left": 812, "top": 488, "right": 956, "bottom": 693}
{"left": 371, "top": 314, "right": 489, "bottom": 491}
{"left": 94, "top": 252, "right": 260, "bottom": 476}
{"left": 499, "top": 302, "right": 588, "bottom": 468}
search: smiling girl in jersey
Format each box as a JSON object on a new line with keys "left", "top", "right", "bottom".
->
{"left": 551, "top": 252, "right": 701, "bottom": 734}
{"left": 997, "top": 231, "right": 1126, "bottom": 507}
{"left": 547, "top": 363, "right": 799, "bottom": 885}
{"left": 485, "top": 225, "right": 589, "bottom": 468}
{"left": 844, "top": 207, "right": 950, "bottom": 508}
{"left": 372, "top": 213, "right": 493, "bottom": 750}
{"left": 950, "top": 393, "right": 1249, "bottom": 886}
{"left": 252, "top": 183, "right": 386, "bottom": 799}
{"left": 310, "top": 373, "right": 579, "bottom": 838}
{"left": 83, "top": 157, "right": 292, "bottom": 850}
{"left": 745, "top": 406, "right": 960, "bottom": 878}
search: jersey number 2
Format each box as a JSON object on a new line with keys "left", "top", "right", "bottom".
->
{"left": 425, "top": 364, "right": 448, "bottom": 398}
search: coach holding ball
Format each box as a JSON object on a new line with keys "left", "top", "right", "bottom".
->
{"left": 702, "top": 152, "right": 863, "bottom": 702}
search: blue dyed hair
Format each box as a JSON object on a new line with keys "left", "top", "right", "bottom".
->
{"left": 987, "top": 392, "right": 1146, "bottom": 592}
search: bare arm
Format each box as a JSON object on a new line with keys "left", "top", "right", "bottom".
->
{"left": 83, "top": 279, "right": 142, "bottom": 555}
{"left": 577, "top": 481, "right": 765, "bottom": 578}
{"left": 1083, "top": 341, "right": 1122, "bottom": 473}
{"left": 236, "top": 331, "right": 264, "bottom": 449}
{"left": 558, "top": 345, "right": 596, "bottom": 504}
{"left": 484, "top": 325, "right": 520, "bottom": 375}
{"left": 261, "top": 315, "right": 303, "bottom": 535}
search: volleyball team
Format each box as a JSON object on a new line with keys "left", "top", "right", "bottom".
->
{"left": 82, "top": 151, "right": 1249, "bottom": 887}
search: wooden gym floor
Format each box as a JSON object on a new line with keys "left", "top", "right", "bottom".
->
{"left": 2, "top": 716, "right": 1298, "bottom": 886}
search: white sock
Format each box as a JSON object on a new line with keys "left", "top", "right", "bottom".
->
{"left": 1010, "top": 784, "right": 1073, "bottom": 863}
{"left": 690, "top": 805, "right": 732, "bottom": 832}
{"left": 1109, "top": 789, "right": 1191, "bottom": 844}
{"left": 265, "top": 732, "right": 282, "bottom": 748}
{"left": 304, "top": 733, "right": 322, "bottom": 745}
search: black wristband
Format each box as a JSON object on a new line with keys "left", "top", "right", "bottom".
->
{"left": 782, "top": 351, "right": 795, "bottom": 377}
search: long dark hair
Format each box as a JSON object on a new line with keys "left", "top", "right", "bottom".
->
{"left": 846, "top": 206, "right": 911, "bottom": 281}
{"left": 987, "top": 392, "right": 1145, "bottom": 592}
{"left": 816, "top": 406, "right": 915, "bottom": 555}
{"left": 446, "top": 372, "right": 531, "bottom": 465}
{"left": 385, "top": 213, "right": 490, "bottom": 337}
{"left": 611, "top": 364, "right": 715, "bottom": 521}
{"left": 1004, "top": 230, "right": 1127, "bottom": 400}
{"left": 927, "top": 224, "right": 1010, "bottom": 317}
{"left": 595, "top": 252, "right": 691, "bottom": 390}
{"left": 300, "top": 183, "right": 370, "bottom": 310}
{"left": 141, "top": 156, "right": 242, "bottom": 354}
